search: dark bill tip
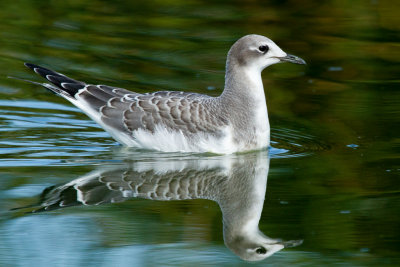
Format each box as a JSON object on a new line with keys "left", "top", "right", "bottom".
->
{"left": 282, "top": 239, "right": 304, "bottom": 248}
{"left": 278, "top": 54, "right": 306, "bottom": 65}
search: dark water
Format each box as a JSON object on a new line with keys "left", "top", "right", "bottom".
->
{"left": 1, "top": 0, "right": 399, "bottom": 266}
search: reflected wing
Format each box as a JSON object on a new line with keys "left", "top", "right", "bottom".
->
{"left": 24, "top": 166, "right": 226, "bottom": 212}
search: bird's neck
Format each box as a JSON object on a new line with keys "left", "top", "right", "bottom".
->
{"left": 218, "top": 61, "right": 270, "bottom": 147}
{"left": 222, "top": 62, "right": 265, "bottom": 103}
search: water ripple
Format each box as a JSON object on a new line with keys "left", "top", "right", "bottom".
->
{"left": 271, "top": 127, "right": 330, "bottom": 158}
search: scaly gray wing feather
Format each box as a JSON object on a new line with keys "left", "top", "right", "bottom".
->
{"left": 100, "top": 91, "right": 228, "bottom": 136}
{"left": 24, "top": 63, "right": 228, "bottom": 138}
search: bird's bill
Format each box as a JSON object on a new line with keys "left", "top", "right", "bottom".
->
{"left": 277, "top": 54, "right": 306, "bottom": 65}
{"left": 281, "top": 239, "right": 304, "bottom": 248}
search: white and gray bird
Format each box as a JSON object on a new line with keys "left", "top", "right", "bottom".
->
{"left": 22, "top": 34, "right": 305, "bottom": 154}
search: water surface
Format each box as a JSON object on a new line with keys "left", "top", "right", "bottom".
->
{"left": 0, "top": 0, "right": 399, "bottom": 266}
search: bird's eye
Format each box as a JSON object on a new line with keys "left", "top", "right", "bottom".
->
{"left": 258, "top": 45, "right": 269, "bottom": 53}
{"left": 255, "top": 247, "right": 267, "bottom": 254}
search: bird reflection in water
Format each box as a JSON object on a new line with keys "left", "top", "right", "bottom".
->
{"left": 16, "top": 150, "right": 302, "bottom": 261}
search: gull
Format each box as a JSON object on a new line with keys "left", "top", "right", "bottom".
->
{"left": 22, "top": 34, "right": 305, "bottom": 154}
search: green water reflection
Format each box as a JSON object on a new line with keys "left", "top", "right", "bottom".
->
{"left": 0, "top": 0, "right": 399, "bottom": 266}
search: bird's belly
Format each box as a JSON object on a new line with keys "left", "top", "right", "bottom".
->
{"left": 253, "top": 126, "right": 270, "bottom": 149}
{"left": 112, "top": 123, "right": 269, "bottom": 154}
{"left": 122, "top": 125, "right": 241, "bottom": 154}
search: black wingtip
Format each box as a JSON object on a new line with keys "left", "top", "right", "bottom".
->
{"left": 24, "top": 62, "right": 35, "bottom": 69}
{"left": 23, "top": 62, "right": 85, "bottom": 97}
{"left": 24, "top": 62, "right": 56, "bottom": 77}
{"left": 24, "top": 62, "right": 46, "bottom": 72}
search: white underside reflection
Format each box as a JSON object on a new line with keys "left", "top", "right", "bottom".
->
{"left": 15, "top": 149, "right": 302, "bottom": 261}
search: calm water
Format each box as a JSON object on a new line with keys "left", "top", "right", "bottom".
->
{"left": 1, "top": 0, "right": 399, "bottom": 266}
